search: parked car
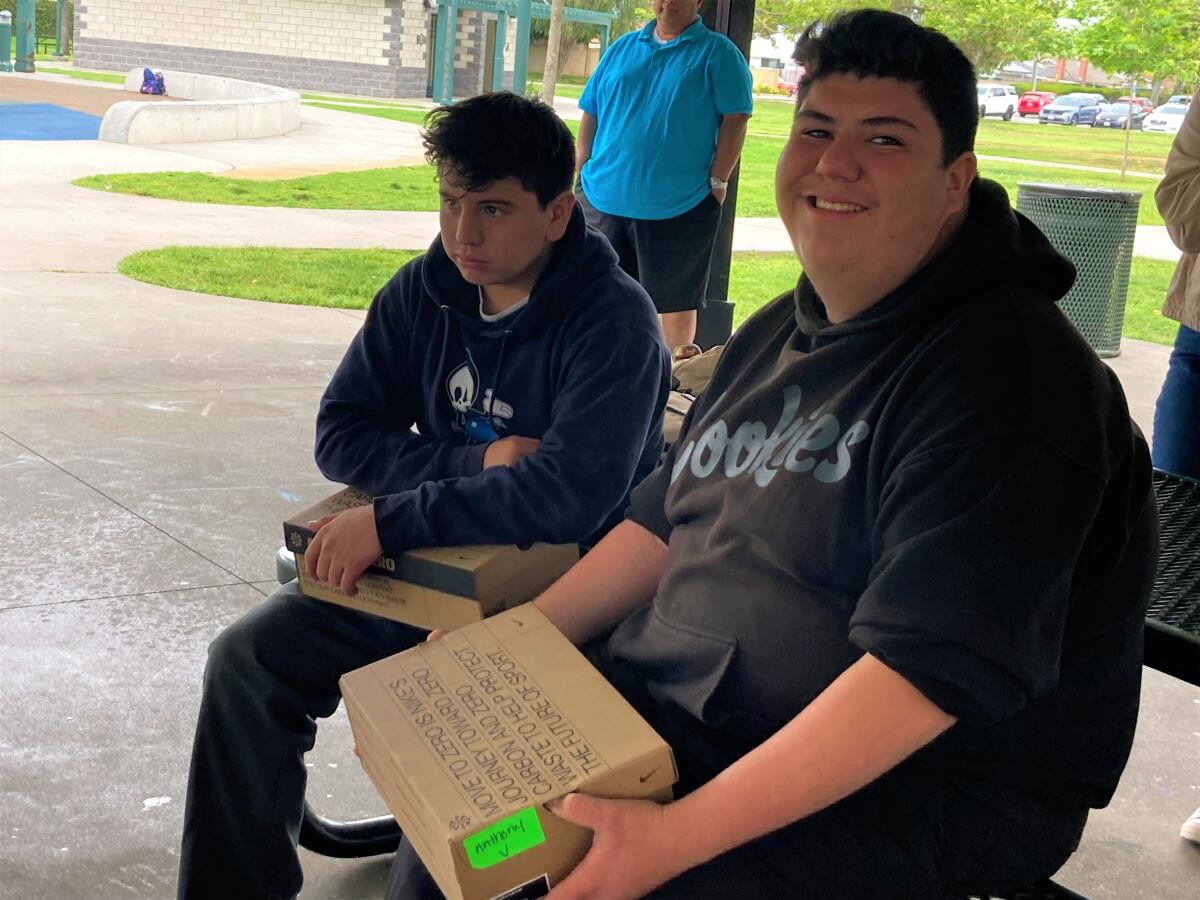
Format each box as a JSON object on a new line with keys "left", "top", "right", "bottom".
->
{"left": 1018, "top": 91, "right": 1056, "bottom": 117}
{"left": 1115, "top": 96, "right": 1154, "bottom": 114}
{"left": 976, "top": 83, "right": 1018, "bottom": 120}
{"left": 777, "top": 62, "right": 804, "bottom": 97}
{"left": 1166, "top": 94, "right": 1193, "bottom": 106}
{"left": 1143, "top": 103, "right": 1190, "bottom": 134}
{"left": 1091, "top": 102, "right": 1149, "bottom": 130}
{"left": 1038, "top": 94, "right": 1106, "bottom": 126}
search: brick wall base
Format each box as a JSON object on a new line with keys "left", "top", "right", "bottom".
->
{"left": 73, "top": 37, "right": 429, "bottom": 99}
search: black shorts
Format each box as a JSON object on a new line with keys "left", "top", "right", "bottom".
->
{"left": 576, "top": 187, "right": 723, "bottom": 315}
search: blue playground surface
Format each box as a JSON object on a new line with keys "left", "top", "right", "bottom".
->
{"left": 0, "top": 102, "right": 101, "bottom": 140}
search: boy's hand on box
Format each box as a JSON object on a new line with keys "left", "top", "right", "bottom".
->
{"left": 305, "top": 506, "right": 382, "bottom": 596}
{"left": 545, "top": 794, "right": 689, "bottom": 899}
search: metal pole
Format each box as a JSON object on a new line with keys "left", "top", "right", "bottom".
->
{"left": 694, "top": 0, "right": 753, "bottom": 348}
{"left": 0, "top": 12, "right": 12, "bottom": 72}
{"left": 513, "top": 0, "right": 531, "bottom": 95}
{"left": 1121, "top": 77, "right": 1136, "bottom": 183}
{"left": 14, "top": 0, "right": 34, "bottom": 73}
{"left": 442, "top": 0, "right": 460, "bottom": 103}
{"left": 55, "top": 0, "right": 67, "bottom": 57}
{"left": 432, "top": 0, "right": 457, "bottom": 105}
{"left": 431, "top": 5, "right": 446, "bottom": 102}
{"left": 492, "top": 11, "right": 507, "bottom": 91}
{"left": 599, "top": 23, "right": 608, "bottom": 57}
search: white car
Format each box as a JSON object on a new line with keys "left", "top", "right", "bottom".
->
{"left": 977, "top": 83, "right": 1018, "bottom": 120}
{"left": 1144, "top": 103, "right": 1189, "bottom": 134}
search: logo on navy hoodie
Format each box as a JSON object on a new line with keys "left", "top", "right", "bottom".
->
{"left": 446, "top": 350, "right": 514, "bottom": 443}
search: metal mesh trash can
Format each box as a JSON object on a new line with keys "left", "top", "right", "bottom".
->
{"left": 1015, "top": 183, "right": 1141, "bottom": 357}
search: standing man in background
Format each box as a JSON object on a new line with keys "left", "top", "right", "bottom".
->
{"left": 575, "top": 0, "right": 753, "bottom": 356}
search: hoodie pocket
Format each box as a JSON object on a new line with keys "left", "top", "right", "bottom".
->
{"left": 614, "top": 606, "right": 739, "bottom": 725}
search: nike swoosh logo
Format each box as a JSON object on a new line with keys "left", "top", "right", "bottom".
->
{"left": 639, "top": 767, "right": 660, "bottom": 784}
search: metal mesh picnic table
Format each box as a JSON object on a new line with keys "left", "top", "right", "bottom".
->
{"left": 1145, "top": 470, "right": 1200, "bottom": 686}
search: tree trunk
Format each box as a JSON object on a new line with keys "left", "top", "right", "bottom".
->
{"left": 542, "top": 0, "right": 566, "bottom": 103}
{"left": 1031, "top": 53, "right": 1040, "bottom": 91}
{"left": 556, "top": 26, "right": 574, "bottom": 77}
{"left": 1150, "top": 75, "right": 1165, "bottom": 106}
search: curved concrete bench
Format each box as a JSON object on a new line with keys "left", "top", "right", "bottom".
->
{"left": 99, "top": 69, "right": 301, "bottom": 144}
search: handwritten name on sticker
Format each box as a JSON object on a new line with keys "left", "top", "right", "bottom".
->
{"left": 464, "top": 807, "right": 546, "bottom": 870}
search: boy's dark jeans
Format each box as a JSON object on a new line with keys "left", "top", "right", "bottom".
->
{"left": 177, "top": 581, "right": 426, "bottom": 900}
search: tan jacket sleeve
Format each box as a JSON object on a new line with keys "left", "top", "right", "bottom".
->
{"left": 1156, "top": 94, "right": 1200, "bottom": 254}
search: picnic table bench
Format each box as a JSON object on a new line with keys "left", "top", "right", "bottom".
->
{"left": 1145, "top": 469, "right": 1200, "bottom": 685}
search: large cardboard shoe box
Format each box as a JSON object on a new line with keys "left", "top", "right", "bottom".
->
{"left": 284, "top": 488, "right": 578, "bottom": 631}
{"left": 341, "top": 605, "right": 678, "bottom": 900}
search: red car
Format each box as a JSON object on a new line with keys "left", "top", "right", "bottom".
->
{"left": 777, "top": 63, "right": 805, "bottom": 97}
{"left": 1116, "top": 96, "right": 1154, "bottom": 113}
{"left": 1018, "top": 91, "right": 1056, "bottom": 117}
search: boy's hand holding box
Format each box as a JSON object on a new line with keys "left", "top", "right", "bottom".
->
{"left": 284, "top": 488, "right": 579, "bottom": 631}
{"left": 340, "top": 605, "right": 678, "bottom": 900}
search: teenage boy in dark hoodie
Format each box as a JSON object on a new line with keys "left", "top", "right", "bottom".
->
{"left": 389, "top": 12, "right": 1158, "bottom": 900}
{"left": 176, "top": 92, "right": 669, "bottom": 900}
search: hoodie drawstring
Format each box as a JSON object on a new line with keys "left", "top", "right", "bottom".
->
{"left": 436, "top": 305, "right": 452, "bottom": 382}
{"left": 488, "top": 330, "right": 512, "bottom": 433}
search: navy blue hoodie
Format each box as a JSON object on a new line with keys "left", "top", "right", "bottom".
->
{"left": 315, "top": 205, "right": 669, "bottom": 555}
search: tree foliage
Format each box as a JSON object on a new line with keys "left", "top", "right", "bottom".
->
{"left": 530, "top": 0, "right": 649, "bottom": 51}
{"left": 749, "top": 0, "right": 1078, "bottom": 76}
{"left": 537, "top": 0, "right": 1195, "bottom": 91}
{"left": 922, "top": 0, "right": 1074, "bottom": 75}
{"left": 1076, "top": 0, "right": 1200, "bottom": 88}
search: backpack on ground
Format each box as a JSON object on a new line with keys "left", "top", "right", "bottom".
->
{"left": 664, "top": 344, "right": 725, "bottom": 446}
{"left": 140, "top": 68, "right": 167, "bottom": 95}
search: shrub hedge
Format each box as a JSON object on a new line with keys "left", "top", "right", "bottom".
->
{"left": 0, "top": 0, "right": 72, "bottom": 46}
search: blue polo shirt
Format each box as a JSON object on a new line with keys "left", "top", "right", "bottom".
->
{"left": 579, "top": 18, "right": 753, "bottom": 220}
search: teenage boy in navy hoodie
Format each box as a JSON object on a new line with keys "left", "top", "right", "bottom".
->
{"left": 176, "top": 92, "right": 669, "bottom": 900}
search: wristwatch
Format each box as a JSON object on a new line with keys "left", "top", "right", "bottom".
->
{"left": 708, "top": 175, "right": 728, "bottom": 190}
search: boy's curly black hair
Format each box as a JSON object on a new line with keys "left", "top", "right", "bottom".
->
{"left": 422, "top": 92, "right": 575, "bottom": 207}
{"left": 793, "top": 10, "right": 978, "bottom": 166}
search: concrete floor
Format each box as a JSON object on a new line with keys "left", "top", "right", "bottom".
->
{"left": 0, "top": 73, "right": 1197, "bottom": 899}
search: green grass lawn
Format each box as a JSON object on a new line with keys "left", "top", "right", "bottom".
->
{"left": 304, "top": 101, "right": 432, "bottom": 128}
{"left": 974, "top": 119, "right": 1173, "bottom": 173}
{"left": 302, "top": 93, "right": 419, "bottom": 107}
{"left": 8, "top": 38, "right": 67, "bottom": 61}
{"left": 528, "top": 81, "right": 584, "bottom": 100}
{"left": 116, "top": 246, "right": 1180, "bottom": 346}
{"left": 74, "top": 142, "right": 1168, "bottom": 226}
{"left": 118, "top": 247, "right": 422, "bottom": 308}
{"left": 76, "top": 92, "right": 1169, "bottom": 226}
{"left": 749, "top": 97, "right": 1173, "bottom": 173}
{"left": 37, "top": 65, "right": 124, "bottom": 83}
{"left": 75, "top": 167, "right": 439, "bottom": 209}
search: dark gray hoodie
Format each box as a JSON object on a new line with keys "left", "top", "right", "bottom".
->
{"left": 612, "top": 179, "right": 1158, "bottom": 822}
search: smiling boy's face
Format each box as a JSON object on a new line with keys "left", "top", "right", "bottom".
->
{"left": 438, "top": 172, "right": 574, "bottom": 310}
{"left": 775, "top": 73, "right": 976, "bottom": 314}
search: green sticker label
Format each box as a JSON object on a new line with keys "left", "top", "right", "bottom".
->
{"left": 463, "top": 807, "right": 546, "bottom": 870}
